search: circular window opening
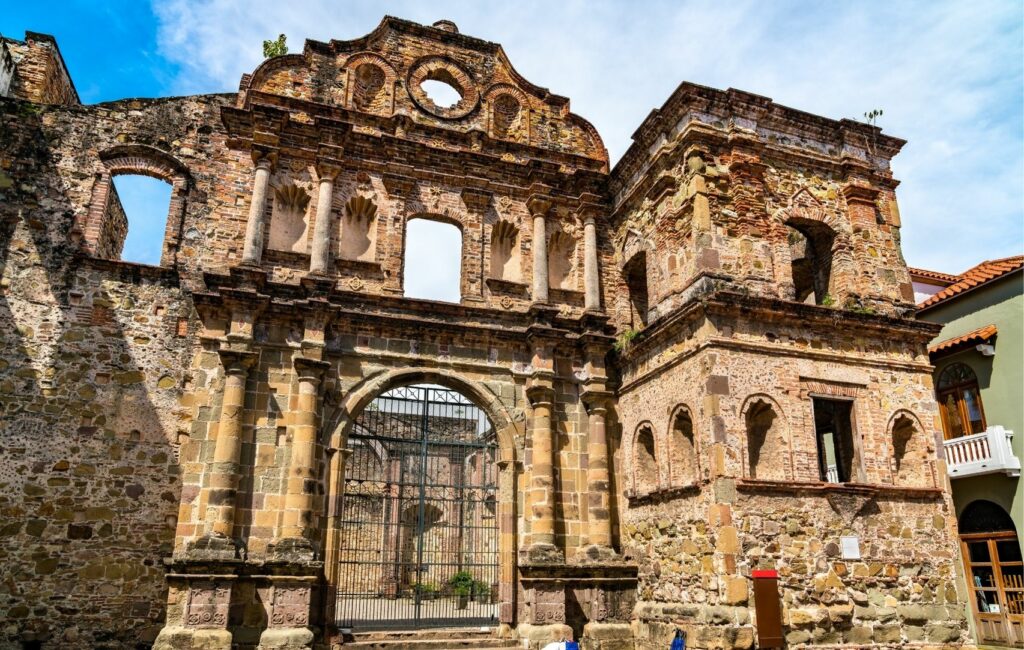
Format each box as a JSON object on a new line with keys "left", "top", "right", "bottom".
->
{"left": 420, "top": 79, "right": 463, "bottom": 109}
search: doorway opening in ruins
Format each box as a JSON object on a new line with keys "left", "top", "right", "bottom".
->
{"left": 333, "top": 384, "right": 500, "bottom": 630}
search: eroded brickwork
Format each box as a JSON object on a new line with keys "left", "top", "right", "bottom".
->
{"left": 0, "top": 17, "right": 965, "bottom": 650}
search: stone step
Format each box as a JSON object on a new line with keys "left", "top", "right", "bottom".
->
{"left": 341, "top": 627, "right": 518, "bottom": 650}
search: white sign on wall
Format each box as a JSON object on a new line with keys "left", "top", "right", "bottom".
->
{"left": 840, "top": 536, "right": 861, "bottom": 560}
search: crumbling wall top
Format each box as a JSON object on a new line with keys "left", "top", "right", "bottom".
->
{"left": 236, "top": 16, "right": 608, "bottom": 169}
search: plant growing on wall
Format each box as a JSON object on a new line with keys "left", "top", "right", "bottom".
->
{"left": 613, "top": 328, "right": 643, "bottom": 353}
{"left": 263, "top": 34, "right": 288, "bottom": 58}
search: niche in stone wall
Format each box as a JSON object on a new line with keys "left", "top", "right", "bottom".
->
{"left": 891, "top": 413, "right": 929, "bottom": 487}
{"left": 548, "top": 230, "right": 576, "bottom": 290}
{"left": 633, "top": 424, "right": 658, "bottom": 494}
{"left": 745, "top": 398, "right": 788, "bottom": 481}
{"left": 492, "top": 94, "right": 524, "bottom": 140}
{"left": 339, "top": 195, "right": 377, "bottom": 262}
{"left": 623, "top": 252, "right": 649, "bottom": 328}
{"left": 268, "top": 184, "right": 311, "bottom": 253}
{"left": 352, "top": 63, "right": 387, "bottom": 112}
{"left": 669, "top": 407, "right": 699, "bottom": 485}
{"left": 489, "top": 219, "right": 520, "bottom": 281}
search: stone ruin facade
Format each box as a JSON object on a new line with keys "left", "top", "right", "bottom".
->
{"left": 0, "top": 18, "right": 970, "bottom": 650}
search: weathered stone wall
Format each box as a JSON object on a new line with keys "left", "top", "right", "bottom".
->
{"left": 0, "top": 15, "right": 966, "bottom": 650}
{"left": 608, "top": 85, "right": 915, "bottom": 331}
{"left": 0, "top": 212, "right": 194, "bottom": 646}
{"left": 1, "top": 32, "right": 79, "bottom": 106}
{"left": 0, "top": 92, "right": 229, "bottom": 646}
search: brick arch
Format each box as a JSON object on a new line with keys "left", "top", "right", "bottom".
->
{"left": 407, "top": 55, "right": 480, "bottom": 120}
{"left": 772, "top": 188, "right": 857, "bottom": 305}
{"left": 80, "top": 145, "right": 191, "bottom": 265}
{"left": 483, "top": 83, "right": 529, "bottom": 142}
{"left": 342, "top": 52, "right": 398, "bottom": 116}
{"left": 885, "top": 409, "right": 935, "bottom": 488}
{"left": 326, "top": 366, "right": 522, "bottom": 463}
{"left": 667, "top": 403, "right": 701, "bottom": 486}
{"left": 740, "top": 394, "right": 793, "bottom": 481}
{"left": 629, "top": 421, "right": 660, "bottom": 495}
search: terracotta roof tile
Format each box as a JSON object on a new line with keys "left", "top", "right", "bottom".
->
{"left": 917, "top": 256, "right": 1023, "bottom": 310}
{"left": 928, "top": 324, "right": 997, "bottom": 357}
{"left": 908, "top": 267, "right": 957, "bottom": 285}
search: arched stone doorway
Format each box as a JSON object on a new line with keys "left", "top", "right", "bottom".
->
{"left": 958, "top": 500, "right": 1023, "bottom": 645}
{"left": 327, "top": 383, "right": 510, "bottom": 631}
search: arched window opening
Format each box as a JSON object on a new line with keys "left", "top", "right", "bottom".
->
{"left": 340, "top": 196, "right": 377, "bottom": 262}
{"left": 891, "top": 414, "right": 927, "bottom": 487}
{"left": 669, "top": 408, "right": 698, "bottom": 485}
{"left": 489, "top": 220, "right": 519, "bottom": 281}
{"left": 404, "top": 218, "right": 462, "bottom": 302}
{"left": 268, "top": 183, "right": 310, "bottom": 253}
{"left": 110, "top": 175, "right": 173, "bottom": 265}
{"left": 633, "top": 425, "right": 658, "bottom": 494}
{"left": 960, "top": 500, "right": 1016, "bottom": 535}
{"left": 787, "top": 220, "right": 835, "bottom": 305}
{"left": 548, "top": 230, "right": 576, "bottom": 290}
{"left": 937, "top": 362, "right": 986, "bottom": 439}
{"left": 746, "top": 400, "right": 786, "bottom": 481}
{"left": 623, "top": 253, "right": 649, "bottom": 328}
{"left": 813, "top": 397, "right": 857, "bottom": 483}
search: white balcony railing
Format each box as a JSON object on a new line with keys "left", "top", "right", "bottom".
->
{"left": 945, "top": 426, "right": 1022, "bottom": 479}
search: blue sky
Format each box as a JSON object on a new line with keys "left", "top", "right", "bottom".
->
{"left": 3, "top": 0, "right": 1022, "bottom": 282}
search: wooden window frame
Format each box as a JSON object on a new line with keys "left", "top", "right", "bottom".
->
{"left": 936, "top": 362, "right": 987, "bottom": 440}
{"left": 960, "top": 530, "right": 1024, "bottom": 644}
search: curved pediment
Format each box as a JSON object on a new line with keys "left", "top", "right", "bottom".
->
{"left": 238, "top": 16, "right": 607, "bottom": 166}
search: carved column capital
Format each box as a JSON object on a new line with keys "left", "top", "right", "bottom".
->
{"left": 581, "top": 390, "right": 612, "bottom": 415}
{"left": 217, "top": 349, "right": 257, "bottom": 375}
{"left": 293, "top": 356, "right": 330, "bottom": 384}
{"left": 315, "top": 161, "right": 343, "bottom": 182}
{"left": 526, "top": 194, "right": 552, "bottom": 217}
{"left": 525, "top": 380, "right": 555, "bottom": 407}
{"left": 251, "top": 148, "right": 278, "bottom": 170}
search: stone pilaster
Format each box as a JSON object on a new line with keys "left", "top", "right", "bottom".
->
{"left": 581, "top": 391, "right": 615, "bottom": 560}
{"left": 528, "top": 194, "right": 552, "bottom": 304}
{"left": 523, "top": 374, "right": 563, "bottom": 564}
{"left": 271, "top": 355, "right": 330, "bottom": 561}
{"left": 193, "top": 348, "right": 257, "bottom": 557}
{"left": 241, "top": 151, "right": 276, "bottom": 267}
{"left": 308, "top": 163, "right": 340, "bottom": 275}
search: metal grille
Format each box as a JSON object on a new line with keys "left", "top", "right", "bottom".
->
{"left": 334, "top": 385, "right": 499, "bottom": 630}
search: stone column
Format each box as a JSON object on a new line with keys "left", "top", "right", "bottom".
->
{"left": 582, "top": 393, "right": 614, "bottom": 558}
{"left": 275, "top": 356, "right": 330, "bottom": 560}
{"left": 206, "top": 349, "right": 257, "bottom": 544}
{"left": 309, "top": 165, "right": 339, "bottom": 275}
{"left": 529, "top": 197, "right": 551, "bottom": 303}
{"left": 524, "top": 379, "right": 562, "bottom": 563}
{"left": 241, "top": 154, "right": 274, "bottom": 266}
{"left": 583, "top": 215, "right": 601, "bottom": 311}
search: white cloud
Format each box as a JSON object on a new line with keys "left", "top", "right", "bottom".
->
{"left": 153, "top": 0, "right": 1023, "bottom": 275}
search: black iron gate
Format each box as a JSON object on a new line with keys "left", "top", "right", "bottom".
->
{"left": 334, "top": 385, "right": 500, "bottom": 630}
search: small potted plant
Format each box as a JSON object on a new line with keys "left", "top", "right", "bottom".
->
{"left": 448, "top": 571, "right": 474, "bottom": 610}
{"left": 414, "top": 581, "right": 439, "bottom": 601}
{"left": 472, "top": 579, "right": 491, "bottom": 603}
